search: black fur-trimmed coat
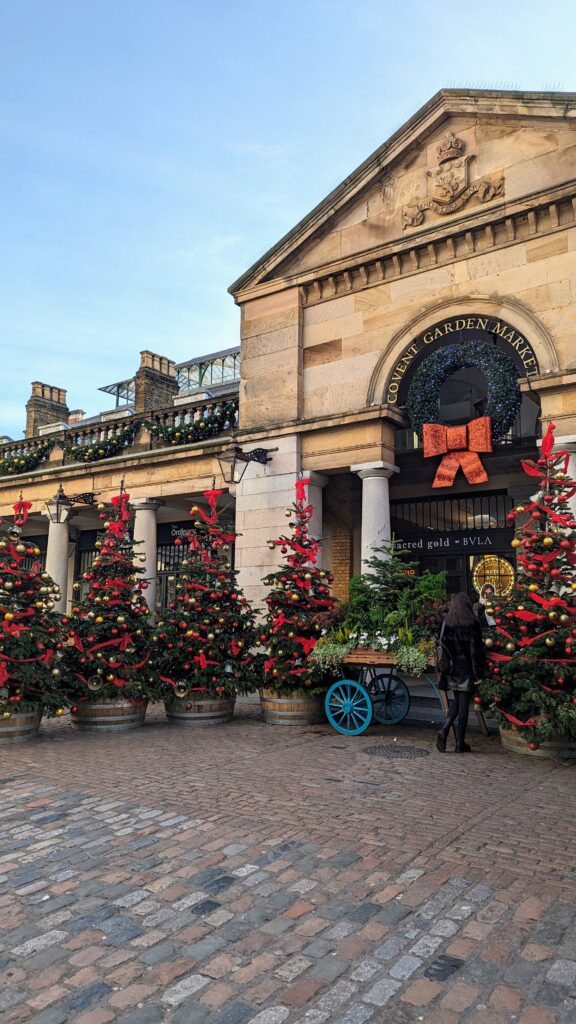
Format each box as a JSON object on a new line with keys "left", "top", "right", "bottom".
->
{"left": 439, "top": 621, "right": 486, "bottom": 693}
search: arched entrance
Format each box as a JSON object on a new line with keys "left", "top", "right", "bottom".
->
{"left": 371, "top": 303, "right": 554, "bottom": 598}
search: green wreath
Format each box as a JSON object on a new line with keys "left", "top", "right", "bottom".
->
{"left": 405, "top": 340, "right": 521, "bottom": 441}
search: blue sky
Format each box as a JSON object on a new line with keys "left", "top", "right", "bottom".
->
{"left": 2, "top": 0, "right": 575, "bottom": 436}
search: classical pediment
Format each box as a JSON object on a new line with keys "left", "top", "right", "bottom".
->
{"left": 229, "top": 89, "right": 576, "bottom": 298}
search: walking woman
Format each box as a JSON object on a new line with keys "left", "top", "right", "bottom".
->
{"left": 436, "top": 592, "right": 486, "bottom": 753}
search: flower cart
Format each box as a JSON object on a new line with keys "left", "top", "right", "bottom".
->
{"left": 325, "top": 649, "right": 489, "bottom": 737}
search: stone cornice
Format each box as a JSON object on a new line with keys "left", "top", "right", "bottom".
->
{"left": 237, "top": 179, "right": 576, "bottom": 308}
{"left": 229, "top": 89, "right": 576, "bottom": 299}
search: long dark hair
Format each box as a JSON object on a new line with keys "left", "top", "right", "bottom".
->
{"left": 444, "top": 592, "right": 477, "bottom": 628}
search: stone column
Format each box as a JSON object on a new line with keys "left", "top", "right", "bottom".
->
{"left": 351, "top": 461, "right": 398, "bottom": 568}
{"left": 44, "top": 508, "right": 75, "bottom": 613}
{"left": 132, "top": 500, "right": 162, "bottom": 612}
{"left": 306, "top": 472, "right": 328, "bottom": 567}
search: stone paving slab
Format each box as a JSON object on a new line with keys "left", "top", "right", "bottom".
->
{"left": 1, "top": 701, "right": 576, "bottom": 1022}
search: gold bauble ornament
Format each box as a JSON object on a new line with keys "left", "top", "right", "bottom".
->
{"left": 542, "top": 537, "right": 554, "bottom": 547}
{"left": 548, "top": 611, "right": 558, "bottom": 620}
{"left": 2, "top": 711, "right": 11, "bottom": 719}
{"left": 516, "top": 505, "right": 525, "bottom": 513}
{"left": 545, "top": 636, "right": 556, "bottom": 647}
{"left": 528, "top": 584, "right": 539, "bottom": 592}
{"left": 55, "top": 708, "right": 64, "bottom": 717}
{"left": 15, "top": 543, "right": 26, "bottom": 553}
{"left": 505, "top": 642, "right": 516, "bottom": 652}
{"left": 560, "top": 614, "right": 570, "bottom": 624}
{"left": 511, "top": 539, "right": 521, "bottom": 549}
{"left": 95, "top": 616, "right": 104, "bottom": 624}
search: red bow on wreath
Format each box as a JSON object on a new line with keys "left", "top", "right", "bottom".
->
{"left": 423, "top": 416, "right": 492, "bottom": 488}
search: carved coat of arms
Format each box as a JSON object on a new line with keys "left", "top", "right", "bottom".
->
{"left": 402, "top": 132, "right": 504, "bottom": 228}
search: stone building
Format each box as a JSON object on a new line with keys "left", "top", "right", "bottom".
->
{"left": 1, "top": 89, "right": 576, "bottom": 611}
{"left": 229, "top": 88, "right": 576, "bottom": 604}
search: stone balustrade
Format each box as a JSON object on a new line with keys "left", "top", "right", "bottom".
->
{"left": 0, "top": 393, "right": 239, "bottom": 475}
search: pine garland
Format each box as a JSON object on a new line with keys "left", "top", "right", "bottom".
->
{"left": 63, "top": 421, "right": 141, "bottom": 463}
{"left": 406, "top": 340, "right": 521, "bottom": 440}
{"left": 145, "top": 400, "right": 238, "bottom": 446}
{"left": 0, "top": 440, "right": 55, "bottom": 476}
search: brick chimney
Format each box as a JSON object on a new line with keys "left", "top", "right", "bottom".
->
{"left": 25, "top": 382, "right": 69, "bottom": 438}
{"left": 134, "top": 351, "right": 179, "bottom": 414}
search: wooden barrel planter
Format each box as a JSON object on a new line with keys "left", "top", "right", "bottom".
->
{"left": 0, "top": 707, "right": 43, "bottom": 744}
{"left": 165, "top": 695, "right": 235, "bottom": 725}
{"left": 71, "top": 698, "right": 147, "bottom": 732}
{"left": 499, "top": 726, "right": 576, "bottom": 759}
{"left": 260, "top": 689, "right": 324, "bottom": 726}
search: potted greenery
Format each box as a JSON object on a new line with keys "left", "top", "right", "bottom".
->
{"left": 0, "top": 501, "right": 65, "bottom": 743}
{"left": 61, "top": 488, "right": 157, "bottom": 730}
{"left": 260, "top": 479, "right": 339, "bottom": 725}
{"left": 154, "top": 490, "right": 259, "bottom": 725}
{"left": 477, "top": 425, "right": 576, "bottom": 758}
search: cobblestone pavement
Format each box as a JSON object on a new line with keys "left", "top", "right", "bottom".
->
{"left": 2, "top": 701, "right": 576, "bottom": 1024}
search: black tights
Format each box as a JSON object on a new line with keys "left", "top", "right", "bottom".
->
{"left": 441, "top": 691, "right": 471, "bottom": 742}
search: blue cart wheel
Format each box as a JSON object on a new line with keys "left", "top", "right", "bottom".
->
{"left": 325, "top": 679, "right": 373, "bottom": 735}
{"left": 368, "top": 672, "right": 411, "bottom": 725}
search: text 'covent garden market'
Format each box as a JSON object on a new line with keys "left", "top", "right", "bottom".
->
{"left": 1, "top": 89, "right": 576, "bottom": 610}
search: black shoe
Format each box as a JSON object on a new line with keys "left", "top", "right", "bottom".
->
{"left": 436, "top": 731, "right": 447, "bottom": 753}
{"left": 455, "top": 741, "right": 471, "bottom": 753}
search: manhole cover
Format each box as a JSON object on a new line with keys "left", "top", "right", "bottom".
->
{"left": 362, "top": 744, "right": 430, "bottom": 759}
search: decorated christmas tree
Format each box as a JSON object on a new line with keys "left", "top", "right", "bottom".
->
{"left": 62, "top": 486, "right": 156, "bottom": 707}
{"left": 261, "top": 478, "right": 338, "bottom": 693}
{"left": 154, "top": 489, "right": 258, "bottom": 702}
{"left": 477, "top": 423, "right": 576, "bottom": 748}
{"left": 0, "top": 496, "right": 65, "bottom": 719}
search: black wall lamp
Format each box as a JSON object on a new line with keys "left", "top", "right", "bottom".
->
{"left": 217, "top": 437, "right": 278, "bottom": 485}
{"left": 45, "top": 484, "right": 99, "bottom": 524}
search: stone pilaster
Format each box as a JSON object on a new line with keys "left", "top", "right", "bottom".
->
{"left": 43, "top": 506, "right": 75, "bottom": 612}
{"left": 351, "top": 461, "right": 398, "bottom": 567}
{"left": 132, "top": 500, "right": 163, "bottom": 612}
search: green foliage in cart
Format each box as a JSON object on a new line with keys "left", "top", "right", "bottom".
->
{"left": 153, "top": 490, "right": 259, "bottom": 702}
{"left": 477, "top": 423, "right": 576, "bottom": 748}
{"left": 0, "top": 497, "right": 65, "bottom": 718}
{"left": 61, "top": 487, "right": 156, "bottom": 707}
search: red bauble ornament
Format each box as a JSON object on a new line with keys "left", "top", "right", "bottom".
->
{"left": 71, "top": 706, "right": 78, "bottom": 713}
{"left": 473, "top": 696, "right": 482, "bottom": 705}
{"left": 527, "top": 741, "right": 539, "bottom": 750}
{"left": 560, "top": 539, "right": 571, "bottom": 549}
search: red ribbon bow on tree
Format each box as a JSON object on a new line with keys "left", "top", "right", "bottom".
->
{"left": 423, "top": 416, "right": 492, "bottom": 488}
{"left": 13, "top": 497, "right": 32, "bottom": 526}
{"left": 111, "top": 492, "right": 131, "bottom": 520}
